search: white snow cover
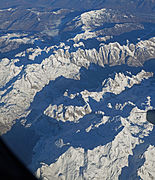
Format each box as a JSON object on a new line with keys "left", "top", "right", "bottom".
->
{"left": 0, "top": 33, "right": 38, "bottom": 44}
{"left": 33, "top": 73, "right": 155, "bottom": 180}
{"left": 138, "top": 145, "right": 155, "bottom": 179}
{"left": 1, "top": 35, "right": 155, "bottom": 131}
{"left": 0, "top": 8, "right": 155, "bottom": 180}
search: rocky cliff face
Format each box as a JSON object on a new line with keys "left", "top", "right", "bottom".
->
{"left": 1, "top": 36, "right": 155, "bottom": 134}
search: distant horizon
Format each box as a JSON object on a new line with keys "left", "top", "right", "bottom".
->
{"left": 0, "top": 0, "right": 155, "bottom": 14}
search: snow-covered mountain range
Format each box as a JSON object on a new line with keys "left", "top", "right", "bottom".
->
{"left": 0, "top": 4, "right": 155, "bottom": 180}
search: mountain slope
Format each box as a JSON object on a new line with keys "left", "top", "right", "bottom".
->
{"left": 0, "top": 5, "right": 155, "bottom": 180}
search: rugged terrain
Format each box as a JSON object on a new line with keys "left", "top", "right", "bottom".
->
{"left": 0, "top": 2, "right": 155, "bottom": 180}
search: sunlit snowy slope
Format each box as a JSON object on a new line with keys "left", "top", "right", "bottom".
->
{"left": 0, "top": 6, "right": 155, "bottom": 180}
